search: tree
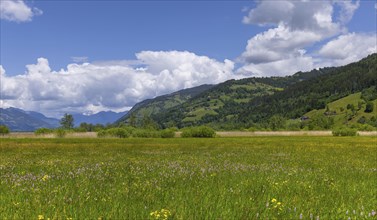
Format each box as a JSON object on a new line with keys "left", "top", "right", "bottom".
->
{"left": 60, "top": 113, "right": 74, "bottom": 129}
{"left": 0, "top": 125, "right": 10, "bottom": 135}
{"left": 129, "top": 113, "right": 137, "bottom": 127}
{"left": 365, "top": 101, "right": 374, "bottom": 113}
{"left": 268, "top": 115, "right": 286, "bottom": 131}
{"left": 141, "top": 114, "right": 158, "bottom": 130}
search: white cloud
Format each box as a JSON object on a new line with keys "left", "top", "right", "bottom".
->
{"left": 0, "top": 51, "right": 235, "bottom": 117}
{"left": 239, "top": 0, "right": 361, "bottom": 77}
{"left": 0, "top": 0, "right": 42, "bottom": 22}
{"left": 318, "top": 33, "right": 377, "bottom": 66}
{"left": 334, "top": 0, "right": 360, "bottom": 25}
{"left": 237, "top": 55, "right": 314, "bottom": 77}
{"left": 240, "top": 25, "right": 322, "bottom": 64}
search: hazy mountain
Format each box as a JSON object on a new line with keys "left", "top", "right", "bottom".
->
{"left": 73, "top": 111, "right": 127, "bottom": 126}
{"left": 0, "top": 107, "right": 59, "bottom": 131}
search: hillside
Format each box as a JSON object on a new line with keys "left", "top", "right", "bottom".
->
{"left": 117, "top": 68, "right": 332, "bottom": 128}
{"left": 116, "top": 84, "right": 214, "bottom": 126}
{"left": 117, "top": 53, "right": 376, "bottom": 130}
{"left": 304, "top": 92, "right": 377, "bottom": 130}
{"left": 0, "top": 108, "right": 59, "bottom": 131}
{"left": 236, "top": 53, "right": 377, "bottom": 126}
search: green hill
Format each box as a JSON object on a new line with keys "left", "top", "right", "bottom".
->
{"left": 116, "top": 53, "right": 377, "bottom": 130}
{"left": 115, "top": 84, "right": 214, "bottom": 126}
{"left": 305, "top": 92, "right": 377, "bottom": 130}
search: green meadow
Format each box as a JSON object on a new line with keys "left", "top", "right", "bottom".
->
{"left": 1, "top": 137, "right": 376, "bottom": 219}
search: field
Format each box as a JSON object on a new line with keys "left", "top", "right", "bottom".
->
{"left": 1, "top": 137, "right": 376, "bottom": 219}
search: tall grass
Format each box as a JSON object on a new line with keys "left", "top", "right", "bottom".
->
{"left": 0, "top": 137, "right": 376, "bottom": 219}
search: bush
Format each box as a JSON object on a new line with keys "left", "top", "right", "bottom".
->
{"left": 97, "top": 128, "right": 130, "bottom": 138}
{"left": 132, "top": 129, "right": 160, "bottom": 138}
{"left": 55, "top": 129, "right": 67, "bottom": 138}
{"left": 160, "top": 129, "right": 175, "bottom": 138}
{"left": 332, "top": 127, "right": 358, "bottom": 136}
{"left": 97, "top": 130, "right": 108, "bottom": 138}
{"left": 181, "top": 126, "right": 216, "bottom": 138}
{"left": 365, "top": 101, "right": 374, "bottom": 113}
{"left": 106, "top": 128, "right": 130, "bottom": 138}
{"left": 34, "top": 128, "right": 53, "bottom": 136}
{"left": 0, "top": 125, "right": 10, "bottom": 135}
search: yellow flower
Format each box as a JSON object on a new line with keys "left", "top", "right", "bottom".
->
{"left": 38, "top": 215, "right": 44, "bottom": 220}
{"left": 41, "top": 175, "right": 49, "bottom": 181}
{"left": 277, "top": 202, "right": 282, "bottom": 206}
{"left": 271, "top": 198, "right": 277, "bottom": 203}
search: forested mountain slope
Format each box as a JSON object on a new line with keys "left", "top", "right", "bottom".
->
{"left": 117, "top": 54, "right": 376, "bottom": 130}
{"left": 116, "top": 84, "right": 214, "bottom": 126}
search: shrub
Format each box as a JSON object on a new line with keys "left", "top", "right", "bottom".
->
{"left": 181, "top": 126, "right": 216, "bottom": 138}
{"left": 365, "top": 101, "right": 374, "bottom": 113}
{"left": 106, "top": 128, "right": 130, "bottom": 138}
{"left": 160, "top": 129, "right": 175, "bottom": 138}
{"left": 332, "top": 127, "right": 358, "bottom": 136}
{"left": 97, "top": 128, "right": 131, "bottom": 138}
{"left": 97, "top": 130, "right": 108, "bottom": 138}
{"left": 34, "top": 128, "right": 53, "bottom": 136}
{"left": 132, "top": 129, "right": 160, "bottom": 138}
{"left": 0, "top": 125, "right": 10, "bottom": 135}
{"left": 54, "top": 129, "right": 67, "bottom": 138}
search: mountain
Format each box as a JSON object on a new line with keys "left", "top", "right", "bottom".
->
{"left": 73, "top": 111, "right": 127, "bottom": 126}
{"left": 26, "top": 111, "right": 60, "bottom": 127}
{"left": 115, "top": 84, "right": 214, "bottom": 126}
{"left": 117, "top": 53, "right": 377, "bottom": 130}
{"left": 148, "top": 67, "right": 334, "bottom": 128}
{"left": 0, "top": 108, "right": 59, "bottom": 131}
{"left": 235, "top": 53, "right": 377, "bottom": 126}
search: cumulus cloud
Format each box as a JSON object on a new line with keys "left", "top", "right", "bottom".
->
{"left": 237, "top": 55, "right": 314, "bottom": 77}
{"left": 0, "top": 0, "right": 42, "bottom": 22}
{"left": 239, "top": 0, "right": 361, "bottom": 76}
{"left": 0, "top": 51, "right": 235, "bottom": 117}
{"left": 318, "top": 33, "right": 377, "bottom": 66}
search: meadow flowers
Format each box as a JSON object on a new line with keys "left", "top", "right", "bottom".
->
{"left": 270, "top": 198, "right": 283, "bottom": 211}
{"left": 150, "top": 209, "right": 171, "bottom": 220}
{"left": 41, "top": 174, "right": 50, "bottom": 181}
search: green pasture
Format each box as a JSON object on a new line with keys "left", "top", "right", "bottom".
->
{"left": 0, "top": 137, "right": 376, "bottom": 219}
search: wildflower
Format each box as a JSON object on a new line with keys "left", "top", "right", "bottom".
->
{"left": 271, "top": 198, "right": 277, "bottom": 203}
{"left": 150, "top": 209, "right": 171, "bottom": 220}
{"left": 299, "top": 213, "right": 303, "bottom": 219}
{"left": 38, "top": 215, "right": 44, "bottom": 220}
{"left": 41, "top": 175, "right": 49, "bottom": 181}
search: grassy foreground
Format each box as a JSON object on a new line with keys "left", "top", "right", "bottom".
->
{"left": 0, "top": 137, "right": 376, "bottom": 219}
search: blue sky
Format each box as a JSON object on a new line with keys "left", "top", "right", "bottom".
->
{"left": 0, "top": 0, "right": 376, "bottom": 117}
{"left": 1, "top": 1, "right": 262, "bottom": 75}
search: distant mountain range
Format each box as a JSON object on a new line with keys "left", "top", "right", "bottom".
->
{"left": 0, "top": 108, "right": 127, "bottom": 131}
{"left": 0, "top": 107, "right": 59, "bottom": 131}
{"left": 72, "top": 111, "right": 127, "bottom": 126}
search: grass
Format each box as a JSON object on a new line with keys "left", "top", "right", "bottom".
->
{"left": 1, "top": 137, "right": 376, "bottom": 219}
